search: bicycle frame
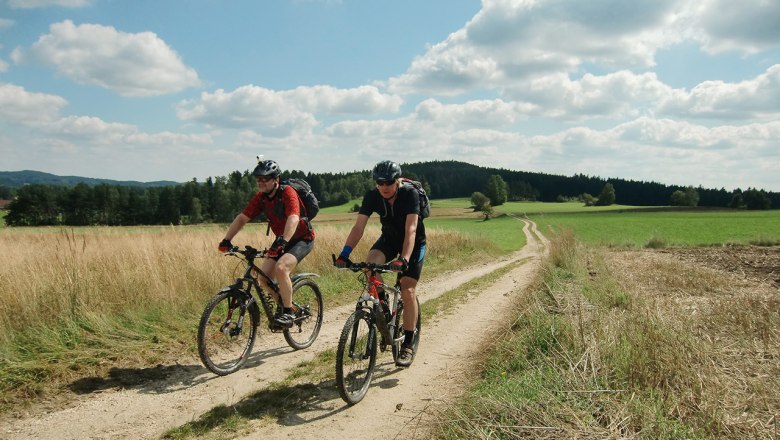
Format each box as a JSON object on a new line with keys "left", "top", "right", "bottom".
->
{"left": 351, "top": 266, "right": 404, "bottom": 352}
{"left": 225, "top": 246, "right": 319, "bottom": 331}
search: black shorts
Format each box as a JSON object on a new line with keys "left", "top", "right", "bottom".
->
{"left": 275, "top": 238, "right": 314, "bottom": 262}
{"left": 370, "top": 236, "right": 426, "bottom": 281}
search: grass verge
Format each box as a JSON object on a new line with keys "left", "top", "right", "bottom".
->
{"left": 431, "top": 230, "right": 779, "bottom": 439}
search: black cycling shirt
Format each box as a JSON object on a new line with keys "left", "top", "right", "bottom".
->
{"left": 358, "top": 185, "right": 426, "bottom": 247}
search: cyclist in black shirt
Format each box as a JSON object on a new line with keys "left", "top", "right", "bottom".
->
{"left": 334, "top": 160, "right": 426, "bottom": 367}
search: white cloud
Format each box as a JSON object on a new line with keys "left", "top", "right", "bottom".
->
{"left": 8, "top": 0, "right": 91, "bottom": 8}
{"left": 16, "top": 20, "right": 200, "bottom": 97}
{"left": 388, "top": 0, "right": 684, "bottom": 95}
{"left": 176, "top": 84, "right": 402, "bottom": 135}
{"left": 661, "top": 64, "right": 780, "bottom": 119}
{"left": 0, "top": 83, "right": 67, "bottom": 123}
{"left": 413, "top": 98, "right": 535, "bottom": 127}
{"left": 0, "top": 59, "right": 8, "bottom": 72}
{"left": 0, "top": 18, "right": 14, "bottom": 29}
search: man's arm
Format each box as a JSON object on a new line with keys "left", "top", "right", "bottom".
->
{"left": 400, "top": 213, "right": 419, "bottom": 262}
{"left": 223, "top": 213, "right": 251, "bottom": 241}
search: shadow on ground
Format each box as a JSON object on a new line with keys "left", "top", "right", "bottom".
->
{"left": 165, "top": 359, "right": 404, "bottom": 437}
{"left": 68, "top": 346, "right": 291, "bottom": 395}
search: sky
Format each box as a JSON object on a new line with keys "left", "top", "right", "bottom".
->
{"left": 1, "top": 0, "right": 779, "bottom": 192}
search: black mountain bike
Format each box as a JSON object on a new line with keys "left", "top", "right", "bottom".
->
{"left": 333, "top": 259, "right": 421, "bottom": 405}
{"left": 197, "top": 245, "right": 323, "bottom": 376}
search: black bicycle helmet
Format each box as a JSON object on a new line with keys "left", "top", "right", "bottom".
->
{"left": 252, "top": 159, "right": 281, "bottom": 178}
{"left": 372, "top": 160, "right": 401, "bottom": 182}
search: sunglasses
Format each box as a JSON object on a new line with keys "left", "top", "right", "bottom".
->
{"left": 256, "top": 176, "right": 275, "bottom": 183}
{"left": 375, "top": 180, "right": 395, "bottom": 187}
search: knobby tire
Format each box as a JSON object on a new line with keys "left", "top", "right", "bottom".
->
{"left": 335, "top": 309, "right": 377, "bottom": 405}
{"left": 197, "top": 290, "right": 258, "bottom": 376}
{"left": 283, "top": 278, "right": 324, "bottom": 350}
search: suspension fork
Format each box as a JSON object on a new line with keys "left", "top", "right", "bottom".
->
{"left": 349, "top": 308, "right": 375, "bottom": 360}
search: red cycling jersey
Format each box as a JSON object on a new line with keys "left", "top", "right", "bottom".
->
{"left": 242, "top": 185, "right": 314, "bottom": 241}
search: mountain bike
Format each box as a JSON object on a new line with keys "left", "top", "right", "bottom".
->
{"left": 333, "top": 259, "right": 421, "bottom": 405}
{"left": 197, "top": 245, "right": 323, "bottom": 376}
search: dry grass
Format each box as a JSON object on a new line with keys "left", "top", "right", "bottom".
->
{"left": 433, "top": 235, "right": 780, "bottom": 439}
{"left": 0, "top": 222, "right": 492, "bottom": 411}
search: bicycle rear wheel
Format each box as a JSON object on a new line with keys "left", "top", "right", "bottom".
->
{"left": 283, "top": 278, "right": 323, "bottom": 350}
{"left": 197, "top": 290, "right": 258, "bottom": 376}
{"left": 392, "top": 296, "right": 421, "bottom": 363}
{"left": 335, "top": 309, "right": 377, "bottom": 405}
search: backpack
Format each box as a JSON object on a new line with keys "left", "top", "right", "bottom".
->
{"left": 267, "top": 178, "right": 319, "bottom": 235}
{"left": 400, "top": 177, "right": 430, "bottom": 219}
{"left": 281, "top": 178, "right": 320, "bottom": 220}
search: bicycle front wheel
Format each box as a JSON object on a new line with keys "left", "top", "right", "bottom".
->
{"left": 335, "top": 309, "right": 377, "bottom": 405}
{"left": 392, "top": 296, "right": 421, "bottom": 363}
{"left": 197, "top": 290, "right": 258, "bottom": 376}
{"left": 283, "top": 278, "right": 324, "bottom": 350}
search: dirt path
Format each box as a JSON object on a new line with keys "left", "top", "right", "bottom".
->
{"left": 2, "top": 219, "right": 548, "bottom": 440}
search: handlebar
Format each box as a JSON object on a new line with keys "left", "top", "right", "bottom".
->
{"left": 331, "top": 254, "right": 402, "bottom": 273}
{"left": 224, "top": 245, "right": 269, "bottom": 259}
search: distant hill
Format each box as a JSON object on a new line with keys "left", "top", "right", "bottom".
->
{"left": 0, "top": 170, "right": 179, "bottom": 188}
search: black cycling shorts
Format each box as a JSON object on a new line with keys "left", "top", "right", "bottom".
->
{"left": 370, "top": 236, "right": 426, "bottom": 281}
{"left": 274, "top": 238, "right": 314, "bottom": 262}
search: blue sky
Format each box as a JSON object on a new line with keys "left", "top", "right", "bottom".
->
{"left": 1, "top": 0, "right": 779, "bottom": 192}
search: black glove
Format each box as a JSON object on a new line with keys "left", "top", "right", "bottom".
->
{"left": 218, "top": 239, "right": 233, "bottom": 252}
{"left": 268, "top": 236, "right": 288, "bottom": 257}
{"left": 333, "top": 253, "right": 352, "bottom": 268}
{"left": 389, "top": 257, "right": 408, "bottom": 272}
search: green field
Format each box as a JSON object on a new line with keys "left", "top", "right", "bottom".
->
{"left": 529, "top": 208, "right": 780, "bottom": 247}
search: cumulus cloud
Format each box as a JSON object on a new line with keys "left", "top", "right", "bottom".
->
{"left": 660, "top": 64, "right": 780, "bottom": 119}
{"left": 15, "top": 20, "right": 200, "bottom": 96}
{"left": 8, "top": 0, "right": 91, "bottom": 8}
{"left": 388, "top": 0, "right": 682, "bottom": 95}
{"left": 176, "top": 84, "right": 402, "bottom": 135}
{"left": 0, "top": 83, "right": 68, "bottom": 123}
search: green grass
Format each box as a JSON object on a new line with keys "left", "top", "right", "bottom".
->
{"left": 426, "top": 214, "right": 527, "bottom": 253}
{"left": 531, "top": 208, "right": 780, "bottom": 247}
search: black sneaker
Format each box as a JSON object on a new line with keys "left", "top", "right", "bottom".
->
{"left": 395, "top": 343, "right": 415, "bottom": 367}
{"left": 274, "top": 313, "right": 295, "bottom": 328}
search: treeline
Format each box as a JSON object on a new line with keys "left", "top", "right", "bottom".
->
{"left": 1, "top": 169, "right": 378, "bottom": 226}
{"left": 2, "top": 160, "right": 777, "bottom": 226}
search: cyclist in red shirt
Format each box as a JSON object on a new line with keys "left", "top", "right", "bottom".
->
{"left": 218, "top": 159, "right": 315, "bottom": 328}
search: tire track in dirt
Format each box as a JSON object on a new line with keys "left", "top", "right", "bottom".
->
{"left": 2, "top": 218, "right": 546, "bottom": 440}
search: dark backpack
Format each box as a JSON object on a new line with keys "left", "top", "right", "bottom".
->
{"left": 281, "top": 178, "right": 320, "bottom": 220}
{"left": 401, "top": 177, "right": 430, "bottom": 219}
{"left": 267, "top": 178, "right": 320, "bottom": 236}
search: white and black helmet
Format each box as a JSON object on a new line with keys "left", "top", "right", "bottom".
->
{"left": 252, "top": 159, "right": 281, "bottom": 178}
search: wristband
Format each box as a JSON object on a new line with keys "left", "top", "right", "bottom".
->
{"left": 340, "top": 245, "right": 353, "bottom": 257}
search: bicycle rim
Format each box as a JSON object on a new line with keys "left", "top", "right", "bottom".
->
{"left": 392, "top": 297, "right": 421, "bottom": 362}
{"left": 283, "top": 279, "right": 323, "bottom": 350}
{"left": 197, "top": 290, "right": 257, "bottom": 376}
{"left": 335, "top": 310, "right": 377, "bottom": 405}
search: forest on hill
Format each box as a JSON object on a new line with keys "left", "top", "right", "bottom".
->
{"left": 1, "top": 160, "right": 777, "bottom": 227}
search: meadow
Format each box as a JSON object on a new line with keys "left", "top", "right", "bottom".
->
{"left": 0, "top": 202, "right": 519, "bottom": 410}
{"left": 2, "top": 198, "right": 778, "bottom": 436}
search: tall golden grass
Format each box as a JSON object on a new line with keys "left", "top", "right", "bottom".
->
{"left": 0, "top": 222, "right": 493, "bottom": 408}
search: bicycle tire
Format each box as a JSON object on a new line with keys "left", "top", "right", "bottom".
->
{"left": 335, "top": 309, "right": 377, "bottom": 405}
{"left": 283, "top": 278, "right": 324, "bottom": 350}
{"left": 392, "top": 296, "right": 421, "bottom": 363}
{"left": 197, "top": 290, "right": 258, "bottom": 376}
